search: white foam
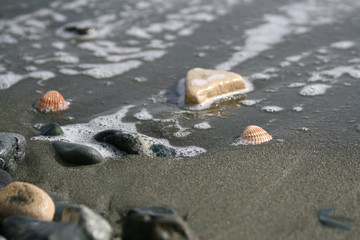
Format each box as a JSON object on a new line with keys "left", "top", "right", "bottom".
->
{"left": 194, "top": 122, "right": 211, "bottom": 129}
{"left": 27, "top": 71, "right": 55, "bottom": 80}
{"left": 300, "top": 84, "right": 331, "bottom": 96}
{"left": 288, "top": 82, "right": 306, "bottom": 88}
{"left": 177, "top": 77, "right": 254, "bottom": 110}
{"left": 59, "top": 68, "right": 80, "bottom": 75}
{"left": 262, "top": 105, "right": 284, "bottom": 113}
{"left": 215, "top": 1, "right": 351, "bottom": 71}
{"left": 240, "top": 99, "right": 262, "bottom": 106}
{"left": 133, "top": 76, "right": 148, "bottom": 82}
{"left": 51, "top": 41, "right": 66, "bottom": 50}
{"left": 134, "top": 109, "right": 153, "bottom": 120}
{"left": 251, "top": 73, "right": 273, "bottom": 80}
{"left": 33, "top": 106, "right": 205, "bottom": 158}
{"left": 79, "top": 61, "right": 142, "bottom": 79}
{"left": 25, "top": 66, "right": 37, "bottom": 72}
{"left": 105, "top": 50, "right": 166, "bottom": 62}
{"left": 292, "top": 105, "right": 303, "bottom": 112}
{"left": 35, "top": 55, "right": 79, "bottom": 64}
{"left": 126, "top": 27, "right": 152, "bottom": 39}
{"left": 0, "top": 72, "right": 25, "bottom": 90}
{"left": 331, "top": 41, "right": 355, "bottom": 49}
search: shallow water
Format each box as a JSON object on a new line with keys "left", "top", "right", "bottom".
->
{"left": 1, "top": 0, "right": 360, "bottom": 154}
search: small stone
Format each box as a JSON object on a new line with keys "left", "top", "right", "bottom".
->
{"left": 123, "top": 206, "right": 198, "bottom": 240}
{"left": 62, "top": 204, "right": 113, "bottom": 240}
{"left": 52, "top": 141, "right": 104, "bottom": 165}
{"left": 0, "top": 235, "right": 5, "bottom": 240}
{"left": 185, "top": 68, "right": 247, "bottom": 105}
{"left": 0, "top": 132, "right": 26, "bottom": 174}
{"left": 0, "top": 181, "right": 55, "bottom": 221}
{"left": 0, "top": 215, "right": 88, "bottom": 240}
{"left": 0, "top": 169, "right": 12, "bottom": 190}
{"left": 94, "top": 130, "right": 176, "bottom": 157}
{"left": 40, "top": 123, "right": 64, "bottom": 136}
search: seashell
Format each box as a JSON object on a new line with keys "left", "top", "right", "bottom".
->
{"left": 240, "top": 125, "right": 272, "bottom": 145}
{"left": 35, "top": 90, "right": 68, "bottom": 112}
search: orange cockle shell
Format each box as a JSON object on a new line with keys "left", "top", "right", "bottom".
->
{"left": 240, "top": 125, "right": 272, "bottom": 145}
{"left": 35, "top": 90, "right": 68, "bottom": 112}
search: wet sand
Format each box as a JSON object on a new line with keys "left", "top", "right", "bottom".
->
{"left": 12, "top": 135, "right": 359, "bottom": 239}
{"left": 1, "top": 0, "right": 360, "bottom": 239}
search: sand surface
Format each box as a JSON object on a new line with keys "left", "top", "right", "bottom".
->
{"left": 1, "top": 0, "right": 360, "bottom": 239}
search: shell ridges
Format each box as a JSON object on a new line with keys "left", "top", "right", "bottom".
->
{"left": 35, "top": 90, "right": 68, "bottom": 112}
{"left": 240, "top": 125, "right": 272, "bottom": 145}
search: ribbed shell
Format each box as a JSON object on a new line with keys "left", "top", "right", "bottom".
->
{"left": 35, "top": 90, "right": 68, "bottom": 112}
{"left": 240, "top": 125, "right": 272, "bottom": 145}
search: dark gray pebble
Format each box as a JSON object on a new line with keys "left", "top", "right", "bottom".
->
{"left": 0, "top": 132, "right": 26, "bottom": 174}
{"left": 0, "top": 215, "right": 88, "bottom": 240}
{"left": 318, "top": 208, "right": 351, "bottom": 230}
{"left": 0, "top": 169, "right": 12, "bottom": 190}
{"left": 62, "top": 204, "right": 112, "bottom": 240}
{"left": 123, "top": 206, "right": 198, "bottom": 240}
{"left": 52, "top": 141, "right": 104, "bottom": 165}
{"left": 40, "top": 123, "right": 63, "bottom": 136}
{"left": 94, "top": 130, "right": 176, "bottom": 157}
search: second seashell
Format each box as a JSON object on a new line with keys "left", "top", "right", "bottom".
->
{"left": 240, "top": 125, "right": 272, "bottom": 145}
{"left": 35, "top": 90, "right": 68, "bottom": 112}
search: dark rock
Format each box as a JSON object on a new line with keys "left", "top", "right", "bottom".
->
{"left": 94, "top": 130, "right": 176, "bottom": 157}
{"left": 62, "top": 204, "right": 112, "bottom": 240}
{"left": 123, "top": 206, "right": 198, "bottom": 240}
{"left": 0, "top": 169, "right": 12, "bottom": 190}
{"left": 40, "top": 123, "right": 63, "bottom": 136}
{"left": 0, "top": 215, "right": 88, "bottom": 240}
{"left": 54, "top": 204, "right": 71, "bottom": 222}
{"left": 0, "top": 132, "right": 26, "bottom": 174}
{"left": 52, "top": 141, "right": 104, "bottom": 165}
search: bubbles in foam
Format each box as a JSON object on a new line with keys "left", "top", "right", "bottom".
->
{"left": 32, "top": 106, "right": 205, "bottom": 158}
{"left": 240, "top": 99, "right": 262, "bottom": 106}
{"left": 194, "top": 122, "right": 211, "bottom": 129}
{"left": 288, "top": 82, "right": 305, "bottom": 88}
{"left": 331, "top": 41, "right": 355, "bottom": 49}
{"left": 300, "top": 84, "right": 331, "bottom": 96}
{"left": 0, "top": 72, "right": 25, "bottom": 90}
{"left": 79, "top": 61, "right": 142, "bottom": 79}
{"left": 134, "top": 109, "right": 153, "bottom": 120}
{"left": 292, "top": 105, "right": 303, "bottom": 112}
{"left": 262, "top": 105, "right": 284, "bottom": 113}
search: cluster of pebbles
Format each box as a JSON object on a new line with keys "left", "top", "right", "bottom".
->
{"left": 0, "top": 68, "right": 273, "bottom": 240}
{"left": 0, "top": 135, "right": 197, "bottom": 239}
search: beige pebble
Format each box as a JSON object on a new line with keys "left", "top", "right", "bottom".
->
{"left": 0, "top": 181, "right": 55, "bottom": 221}
{"left": 185, "top": 68, "right": 247, "bottom": 105}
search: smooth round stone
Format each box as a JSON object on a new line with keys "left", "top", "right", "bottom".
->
{"left": 94, "top": 130, "right": 176, "bottom": 157}
{"left": 0, "top": 235, "right": 5, "bottom": 240}
{"left": 52, "top": 141, "right": 104, "bottom": 165}
{"left": 123, "top": 206, "right": 198, "bottom": 240}
{"left": 0, "top": 168, "right": 12, "bottom": 190}
{"left": 40, "top": 123, "right": 64, "bottom": 136}
{"left": 0, "top": 132, "right": 26, "bottom": 174}
{"left": 0, "top": 181, "right": 55, "bottom": 221}
{"left": 0, "top": 215, "right": 88, "bottom": 240}
{"left": 62, "top": 204, "right": 113, "bottom": 240}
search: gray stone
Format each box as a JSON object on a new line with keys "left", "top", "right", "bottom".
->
{"left": 94, "top": 130, "right": 176, "bottom": 157}
{"left": 0, "top": 132, "right": 26, "bottom": 174}
{"left": 0, "top": 169, "right": 12, "bottom": 190}
{"left": 0, "top": 235, "right": 6, "bottom": 240}
{"left": 52, "top": 141, "right": 104, "bottom": 165}
{"left": 40, "top": 123, "right": 63, "bottom": 136}
{"left": 61, "top": 204, "right": 113, "bottom": 240}
{"left": 123, "top": 206, "right": 198, "bottom": 240}
{"left": 0, "top": 215, "right": 88, "bottom": 240}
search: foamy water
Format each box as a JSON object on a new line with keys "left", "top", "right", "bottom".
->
{"left": 1, "top": 0, "right": 360, "bottom": 156}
